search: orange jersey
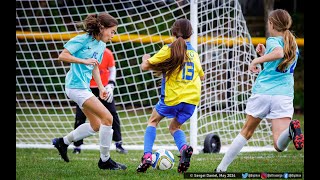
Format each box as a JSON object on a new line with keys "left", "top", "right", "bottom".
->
{"left": 90, "top": 48, "right": 115, "bottom": 87}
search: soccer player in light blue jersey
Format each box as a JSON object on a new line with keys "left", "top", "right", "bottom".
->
{"left": 215, "top": 9, "right": 304, "bottom": 172}
{"left": 52, "top": 12, "right": 126, "bottom": 170}
{"left": 136, "top": 19, "right": 205, "bottom": 174}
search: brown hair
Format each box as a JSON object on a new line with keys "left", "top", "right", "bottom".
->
{"left": 82, "top": 12, "right": 118, "bottom": 38}
{"left": 150, "top": 19, "right": 193, "bottom": 79}
{"left": 269, "top": 9, "right": 296, "bottom": 72}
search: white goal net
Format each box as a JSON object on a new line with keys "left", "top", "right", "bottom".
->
{"left": 16, "top": 0, "right": 273, "bottom": 152}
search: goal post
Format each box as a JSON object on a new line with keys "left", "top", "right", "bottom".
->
{"left": 16, "top": 0, "right": 274, "bottom": 153}
{"left": 189, "top": 0, "right": 199, "bottom": 154}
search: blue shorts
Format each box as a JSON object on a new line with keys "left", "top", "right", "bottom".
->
{"left": 155, "top": 99, "right": 196, "bottom": 124}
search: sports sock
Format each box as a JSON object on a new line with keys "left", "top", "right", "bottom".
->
{"left": 144, "top": 126, "right": 156, "bottom": 154}
{"left": 216, "top": 133, "right": 247, "bottom": 172}
{"left": 173, "top": 130, "right": 187, "bottom": 152}
{"left": 99, "top": 125, "right": 113, "bottom": 162}
{"left": 277, "top": 128, "right": 291, "bottom": 151}
{"left": 63, "top": 123, "right": 96, "bottom": 145}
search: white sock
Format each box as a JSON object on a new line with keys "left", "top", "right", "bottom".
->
{"left": 99, "top": 125, "right": 113, "bottom": 162}
{"left": 277, "top": 128, "right": 291, "bottom": 151}
{"left": 216, "top": 133, "right": 247, "bottom": 172}
{"left": 63, "top": 123, "right": 96, "bottom": 145}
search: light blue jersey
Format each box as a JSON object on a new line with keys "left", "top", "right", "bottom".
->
{"left": 252, "top": 36, "right": 299, "bottom": 97}
{"left": 64, "top": 34, "right": 106, "bottom": 89}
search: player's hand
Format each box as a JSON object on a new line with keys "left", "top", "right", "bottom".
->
{"left": 142, "top": 54, "right": 151, "bottom": 61}
{"left": 249, "top": 58, "right": 260, "bottom": 73}
{"left": 83, "top": 58, "right": 99, "bottom": 66}
{"left": 105, "top": 83, "right": 114, "bottom": 103}
{"left": 256, "top": 43, "right": 265, "bottom": 56}
{"left": 99, "top": 87, "right": 108, "bottom": 100}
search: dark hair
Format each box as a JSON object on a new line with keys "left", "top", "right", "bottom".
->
{"left": 269, "top": 9, "right": 296, "bottom": 72}
{"left": 150, "top": 19, "right": 193, "bottom": 79}
{"left": 82, "top": 12, "right": 118, "bottom": 38}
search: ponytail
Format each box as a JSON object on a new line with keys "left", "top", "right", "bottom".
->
{"left": 277, "top": 30, "right": 297, "bottom": 72}
{"left": 149, "top": 37, "right": 187, "bottom": 80}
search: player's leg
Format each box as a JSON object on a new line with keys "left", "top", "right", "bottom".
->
{"left": 73, "top": 105, "right": 87, "bottom": 154}
{"left": 269, "top": 95, "right": 304, "bottom": 151}
{"left": 137, "top": 108, "right": 164, "bottom": 172}
{"left": 215, "top": 94, "right": 270, "bottom": 172}
{"left": 170, "top": 102, "right": 195, "bottom": 173}
{"left": 52, "top": 89, "right": 96, "bottom": 162}
{"left": 82, "top": 97, "right": 127, "bottom": 170}
{"left": 170, "top": 119, "right": 193, "bottom": 173}
{"left": 215, "top": 114, "right": 261, "bottom": 172}
{"left": 103, "top": 98, "right": 128, "bottom": 154}
{"left": 272, "top": 118, "right": 291, "bottom": 151}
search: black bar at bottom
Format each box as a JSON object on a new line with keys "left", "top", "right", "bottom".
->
{"left": 184, "top": 172, "right": 303, "bottom": 179}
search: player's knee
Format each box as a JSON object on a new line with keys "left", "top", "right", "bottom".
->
{"left": 100, "top": 114, "right": 113, "bottom": 126}
{"left": 148, "top": 117, "right": 159, "bottom": 127}
{"left": 168, "top": 125, "right": 179, "bottom": 135}
{"left": 91, "top": 123, "right": 101, "bottom": 131}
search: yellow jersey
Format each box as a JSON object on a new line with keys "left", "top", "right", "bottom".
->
{"left": 148, "top": 42, "right": 204, "bottom": 106}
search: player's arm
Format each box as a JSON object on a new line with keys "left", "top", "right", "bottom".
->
{"left": 194, "top": 55, "right": 205, "bottom": 81}
{"left": 58, "top": 49, "right": 99, "bottom": 66}
{"left": 93, "top": 65, "right": 107, "bottom": 100}
{"left": 252, "top": 47, "right": 284, "bottom": 64}
{"left": 249, "top": 47, "right": 283, "bottom": 73}
{"left": 104, "top": 48, "right": 116, "bottom": 102}
{"left": 141, "top": 54, "right": 152, "bottom": 71}
{"left": 104, "top": 66, "right": 116, "bottom": 103}
{"left": 108, "top": 66, "right": 116, "bottom": 85}
{"left": 58, "top": 35, "right": 99, "bottom": 65}
{"left": 141, "top": 45, "right": 171, "bottom": 71}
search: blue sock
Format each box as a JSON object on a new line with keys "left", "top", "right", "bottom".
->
{"left": 173, "top": 130, "right": 187, "bottom": 151}
{"left": 144, "top": 126, "right": 156, "bottom": 154}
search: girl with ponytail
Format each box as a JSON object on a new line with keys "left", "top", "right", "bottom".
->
{"left": 137, "top": 19, "right": 205, "bottom": 174}
{"left": 215, "top": 9, "right": 304, "bottom": 173}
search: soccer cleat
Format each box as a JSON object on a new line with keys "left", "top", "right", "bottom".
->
{"left": 136, "top": 153, "right": 152, "bottom": 173}
{"left": 177, "top": 145, "right": 193, "bottom": 173}
{"left": 73, "top": 147, "right": 81, "bottom": 154}
{"left": 52, "top": 137, "right": 69, "bottom": 162}
{"left": 289, "top": 120, "right": 304, "bottom": 150}
{"left": 98, "top": 158, "right": 127, "bottom": 170}
{"left": 115, "top": 142, "right": 128, "bottom": 154}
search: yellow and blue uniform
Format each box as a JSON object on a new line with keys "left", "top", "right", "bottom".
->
{"left": 149, "top": 42, "right": 204, "bottom": 124}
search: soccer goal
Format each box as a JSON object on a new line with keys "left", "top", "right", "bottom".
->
{"left": 16, "top": 0, "right": 274, "bottom": 153}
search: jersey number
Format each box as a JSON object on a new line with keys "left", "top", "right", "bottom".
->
{"left": 182, "top": 62, "right": 194, "bottom": 80}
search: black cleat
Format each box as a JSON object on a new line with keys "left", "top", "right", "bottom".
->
{"left": 177, "top": 145, "right": 193, "bottom": 173}
{"left": 98, "top": 158, "right": 127, "bottom": 170}
{"left": 136, "top": 153, "right": 152, "bottom": 173}
{"left": 116, "top": 142, "right": 128, "bottom": 154}
{"left": 52, "top": 138, "right": 69, "bottom": 162}
{"left": 289, "top": 120, "right": 304, "bottom": 150}
{"left": 73, "top": 147, "right": 81, "bottom": 154}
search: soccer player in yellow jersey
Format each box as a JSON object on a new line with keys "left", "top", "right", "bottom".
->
{"left": 136, "top": 19, "right": 205, "bottom": 174}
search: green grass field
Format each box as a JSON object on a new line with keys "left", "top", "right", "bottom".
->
{"left": 16, "top": 114, "right": 304, "bottom": 180}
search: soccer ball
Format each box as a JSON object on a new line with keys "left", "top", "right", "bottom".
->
{"left": 151, "top": 149, "right": 175, "bottom": 170}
